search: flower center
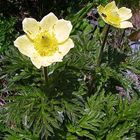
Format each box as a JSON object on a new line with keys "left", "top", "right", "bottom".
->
{"left": 33, "top": 31, "right": 58, "bottom": 56}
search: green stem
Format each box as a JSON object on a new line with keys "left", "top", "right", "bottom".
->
{"left": 42, "top": 67, "right": 48, "bottom": 85}
{"left": 88, "top": 25, "right": 110, "bottom": 95}
{"left": 97, "top": 25, "right": 110, "bottom": 66}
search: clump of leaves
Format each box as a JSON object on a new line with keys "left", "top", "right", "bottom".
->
{"left": 0, "top": 16, "right": 17, "bottom": 53}
{"left": 1, "top": 1, "right": 140, "bottom": 140}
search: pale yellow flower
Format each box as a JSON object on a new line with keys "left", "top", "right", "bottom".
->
{"left": 14, "top": 13, "right": 74, "bottom": 68}
{"left": 97, "top": 1, "right": 133, "bottom": 28}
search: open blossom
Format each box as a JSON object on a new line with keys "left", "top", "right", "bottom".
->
{"left": 97, "top": 1, "right": 133, "bottom": 28}
{"left": 14, "top": 13, "right": 74, "bottom": 68}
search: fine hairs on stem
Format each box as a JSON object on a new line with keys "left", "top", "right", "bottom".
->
{"left": 42, "top": 66, "right": 48, "bottom": 85}
{"left": 97, "top": 25, "right": 110, "bottom": 66}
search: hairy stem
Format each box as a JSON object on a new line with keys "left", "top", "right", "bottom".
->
{"left": 42, "top": 67, "right": 48, "bottom": 85}
{"left": 97, "top": 25, "right": 110, "bottom": 66}
{"left": 89, "top": 25, "right": 110, "bottom": 95}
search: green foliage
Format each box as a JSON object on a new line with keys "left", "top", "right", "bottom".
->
{"left": 4, "top": 128, "right": 39, "bottom": 140}
{"left": 67, "top": 93, "right": 140, "bottom": 140}
{"left": 0, "top": 16, "right": 17, "bottom": 53}
{"left": 1, "top": 85, "right": 84, "bottom": 139}
{"left": 0, "top": 47, "right": 41, "bottom": 90}
{"left": 5, "top": 88, "right": 61, "bottom": 139}
{"left": 1, "top": 0, "right": 140, "bottom": 140}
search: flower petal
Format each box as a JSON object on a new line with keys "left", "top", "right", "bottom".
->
{"left": 30, "top": 52, "right": 42, "bottom": 69}
{"left": 118, "top": 7, "right": 132, "bottom": 21}
{"left": 54, "top": 19, "right": 72, "bottom": 43}
{"left": 58, "top": 38, "right": 74, "bottom": 56}
{"left": 97, "top": 5, "right": 105, "bottom": 14}
{"left": 44, "top": 52, "right": 63, "bottom": 63}
{"left": 22, "top": 18, "right": 40, "bottom": 39}
{"left": 14, "top": 35, "right": 35, "bottom": 57}
{"left": 104, "top": 1, "right": 118, "bottom": 13}
{"left": 30, "top": 52, "right": 63, "bottom": 69}
{"left": 97, "top": 5, "right": 107, "bottom": 22}
{"left": 106, "top": 11, "right": 120, "bottom": 25}
{"left": 40, "top": 12, "right": 58, "bottom": 32}
{"left": 97, "top": 5, "right": 120, "bottom": 26}
{"left": 120, "top": 21, "right": 133, "bottom": 28}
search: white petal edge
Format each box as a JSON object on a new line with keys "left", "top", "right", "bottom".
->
{"left": 30, "top": 52, "right": 63, "bottom": 69}
{"left": 120, "top": 21, "right": 133, "bottom": 28}
{"left": 118, "top": 7, "right": 132, "bottom": 21}
{"left": 30, "top": 52, "right": 42, "bottom": 69}
{"left": 58, "top": 38, "right": 74, "bottom": 56}
{"left": 54, "top": 19, "right": 72, "bottom": 43}
{"left": 42, "top": 52, "right": 63, "bottom": 64}
{"left": 22, "top": 18, "right": 40, "bottom": 39}
{"left": 40, "top": 12, "right": 58, "bottom": 33}
{"left": 14, "top": 35, "right": 35, "bottom": 57}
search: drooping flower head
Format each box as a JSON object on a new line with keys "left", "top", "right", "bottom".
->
{"left": 14, "top": 13, "right": 74, "bottom": 68}
{"left": 97, "top": 1, "right": 133, "bottom": 28}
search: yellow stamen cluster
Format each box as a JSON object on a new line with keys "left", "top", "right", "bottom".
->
{"left": 33, "top": 31, "right": 58, "bottom": 56}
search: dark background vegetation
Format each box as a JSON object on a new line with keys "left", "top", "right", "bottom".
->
{"left": 0, "top": 0, "right": 140, "bottom": 140}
